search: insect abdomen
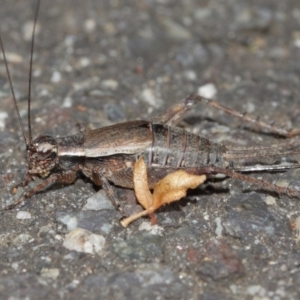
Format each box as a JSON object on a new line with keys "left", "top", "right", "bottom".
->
{"left": 143, "top": 124, "right": 227, "bottom": 169}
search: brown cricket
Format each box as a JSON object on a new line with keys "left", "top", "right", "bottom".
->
{"left": 2, "top": 0, "right": 300, "bottom": 213}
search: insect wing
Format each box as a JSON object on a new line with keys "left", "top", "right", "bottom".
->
{"left": 83, "top": 120, "right": 152, "bottom": 157}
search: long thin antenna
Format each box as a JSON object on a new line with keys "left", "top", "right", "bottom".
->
{"left": 27, "top": 0, "right": 41, "bottom": 143}
{"left": 0, "top": 32, "right": 29, "bottom": 145}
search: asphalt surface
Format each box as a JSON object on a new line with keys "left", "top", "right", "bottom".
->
{"left": 1, "top": 0, "right": 300, "bottom": 299}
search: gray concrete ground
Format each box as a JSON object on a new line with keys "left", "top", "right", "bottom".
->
{"left": 1, "top": 0, "right": 300, "bottom": 299}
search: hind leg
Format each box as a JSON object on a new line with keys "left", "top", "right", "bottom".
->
{"left": 151, "top": 95, "right": 199, "bottom": 126}
{"left": 153, "top": 94, "right": 300, "bottom": 137}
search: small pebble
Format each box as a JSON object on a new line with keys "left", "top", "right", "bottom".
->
{"left": 51, "top": 71, "right": 62, "bottom": 83}
{"left": 82, "top": 190, "right": 114, "bottom": 211}
{"left": 101, "top": 79, "right": 119, "bottom": 90}
{"left": 12, "top": 234, "right": 32, "bottom": 245}
{"left": 104, "top": 103, "right": 125, "bottom": 122}
{"left": 246, "top": 285, "right": 265, "bottom": 296}
{"left": 79, "top": 57, "right": 91, "bottom": 68}
{"left": 16, "top": 211, "right": 32, "bottom": 220}
{"left": 84, "top": 18, "right": 96, "bottom": 33}
{"left": 141, "top": 88, "right": 161, "bottom": 106}
{"left": 294, "top": 216, "right": 300, "bottom": 241}
{"left": 41, "top": 268, "right": 60, "bottom": 280}
{"left": 62, "top": 96, "right": 73, "bottom": 108}
{"left": 23, "top": 20, "right": 40, "bottom": 41}
{"left": 3, "top": 52, "right": 23, "bottom": 63}
{"left": 274, "top": 180, "right": 289, "bottom": 188}
{"left": 63, "top": 228, "right": 106, "bottom": 254}
{"left": 198, "top": 83, "right": 217, "bottom": 99}
{"left": 138, "top": 222, "right": 164, "bottom": 236}
{"left": 57, "top": 214, "right": 78, "bottom": 231}
{"left": 160, "top": 18, "right": 191, "bottom": 41}
{"left": 265, "top": 195, "right": 276, "bottom": 206}
{"left": 183, "top": 70, "right": 197, "bottom": 81}
{"left": 214, "top": 217, "right": 223, "bottom": 237}
{"left": 11, "top": 262, "right": 19, "bottom": 271}
{"left": 0, "top": 112, "right": 8, "bottom": 130}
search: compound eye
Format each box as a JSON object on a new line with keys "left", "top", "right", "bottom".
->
{"left": 36, "top": 142, "right": 55, "bottom": 160}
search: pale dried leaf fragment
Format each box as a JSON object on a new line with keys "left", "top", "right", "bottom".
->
{"left": 152, "top": 170, "right": 207, "bottom": 210}
{"left": 121, "top": 157, "right": 207, "bottom": 227}
{"left": 133, "top": 156, "right": 153, "bottom": 209}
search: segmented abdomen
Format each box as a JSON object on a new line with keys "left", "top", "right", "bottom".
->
{"left": 141, "top": 123, "right": 227, "bottom": 169}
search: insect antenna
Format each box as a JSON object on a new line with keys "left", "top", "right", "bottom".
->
{"left": 27, "top": 0, "right": 41, "bottom": 143}
{"left": 0, "top": 0, "right": 40, "bottom": 146}
{"left": 0, "top": 33, "right": 29, "bottom": 145}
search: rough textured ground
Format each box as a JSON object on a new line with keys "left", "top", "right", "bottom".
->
{"left": 1, "top": 0, "right": 300, "bottom": 299}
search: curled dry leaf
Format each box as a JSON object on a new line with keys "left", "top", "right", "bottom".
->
{"left": 132, "top": 156, "right": 152, "bottom": 210}
{"left": 120, "top": 157, "right": 207, "bottom": 227}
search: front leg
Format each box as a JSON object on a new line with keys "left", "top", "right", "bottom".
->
{"left": 5, "top": 170, "right": 77, "bottom": 209}
{"left": 92, "top": 169, "right": 124, "bottom": 215}
{"left": 11, "top": 172, "right": 39, "bottom": 194}
{"left": 25, "top": 170, "right": 77, "bottom": 198}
